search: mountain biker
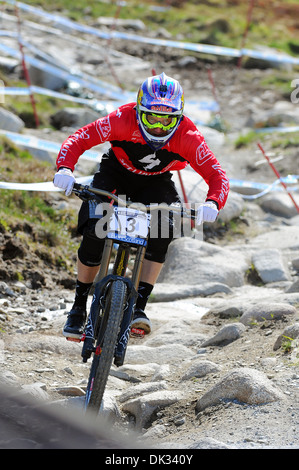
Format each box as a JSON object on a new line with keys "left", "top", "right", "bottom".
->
{"left": 53, "top": 72, "right": 229, "bottom": 339}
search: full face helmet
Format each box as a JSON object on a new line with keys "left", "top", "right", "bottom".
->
{"left": 136, "top": 72, "right": 184, "bottom": 150}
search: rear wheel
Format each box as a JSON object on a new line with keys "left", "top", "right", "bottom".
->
{"left": 85, "top": 279, "right": 127, "bottom": 414}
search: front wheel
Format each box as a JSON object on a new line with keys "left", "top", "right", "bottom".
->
{"left": 85, "top": 279, "right": 127, "bottom": 414}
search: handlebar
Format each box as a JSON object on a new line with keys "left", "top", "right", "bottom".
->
{"left": 72, "top": 183, "right": 196, "bottom": 219}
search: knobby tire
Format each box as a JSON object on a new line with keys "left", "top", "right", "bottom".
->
{"left": 86, "top": 279, "right": 127, "bottom": 414}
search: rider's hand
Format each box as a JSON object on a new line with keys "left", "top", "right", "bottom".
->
{"left": 196, "top": 201, "right": 219, "bottom": 225}
{"left": 53, "top": 167, "right": 76, "bottom": 196}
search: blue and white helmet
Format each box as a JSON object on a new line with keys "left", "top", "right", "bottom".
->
{"left": 136, "top": 72, "right": 184, "bottom": 150}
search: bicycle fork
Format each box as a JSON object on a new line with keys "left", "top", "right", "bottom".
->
{"left": 81, "top": 241, "right": 147, "bottom": 366}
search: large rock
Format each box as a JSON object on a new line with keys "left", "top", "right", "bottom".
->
{"left": 0, "top": 108, "right": 25, "bottom": 132}
{"left": 122, "top": 390, "right": 184, "bottom": 429}
{"left": 252, "top": 248, "right": 289, "bottom": 283}
{"left": 50, "top": 107, "right": 99, "bottom": 130}
{"left": 152, "top": 282, "right": 232, "bottom": 302}
{"left": 260, "top": 193, "right": 299, "bottom": 219}
{"left": 201, "top": 322, "right": 246, "bottom": 347}
{"left": 196, "top": 368, "right": 285, "bottom": 411}
{"left": 181, "top": 360, "right": 221, "bottom": 381}
{"left": 273, "top": 322, "right": 299, "bottom": 350}
{"left": 239, "top": 303, "right": 297, "bottom": 326}
{"left": 158, "top": 238, "right": 249, "bottom": 287}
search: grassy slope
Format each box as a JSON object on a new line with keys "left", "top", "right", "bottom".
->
{"left": 23, "top": 0, "right": 299, "bottom": 55}
{"left": 0, "top": 137, "right": 79, "bottom": 284}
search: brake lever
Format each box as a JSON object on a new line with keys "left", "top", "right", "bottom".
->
{"left": 73, "top": 186, "right": 101, "bottom": 202}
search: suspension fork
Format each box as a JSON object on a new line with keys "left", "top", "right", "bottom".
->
{"left": 114, "top": 244, "right": 147, "bottom": 366}
{"left": 131, "top": 245, "right": 147, "bottom": 291}
{"left": 113, "top": 243, "right": 130, "bottom": 276}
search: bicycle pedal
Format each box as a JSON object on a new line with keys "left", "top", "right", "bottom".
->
{"left": 66, "top": 333, "right": 86, "bottom": 343}
{"left": 130, "top": 327, "right": 145, "bottom": 339}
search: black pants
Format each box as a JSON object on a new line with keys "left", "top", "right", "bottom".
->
{"left": 77, "top": 151, "right": 181, "bottom": 267}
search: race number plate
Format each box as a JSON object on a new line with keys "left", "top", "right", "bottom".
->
{"left": 107, "top": 207, "right": 150, "bottom": 245}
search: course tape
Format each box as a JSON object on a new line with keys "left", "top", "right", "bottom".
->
{"left": 0, "top": 176, "right": 92, "bottom": 192}
{"left": 0, "top": 130, "right": 103, "bottom": 162}
{"left": 2, "top": 86, "right": 123, "bottom": 112}
{"left": 230, "top": 176, "right": 299, "bottom": 200}
{"left": 2, "top": 0, "right": 299, "bottom": 65}
{"left": 1, "top": 172, "right": 298, "bottom": 197}
{"left": 0, "top": 42, "right": 132, "bottom": 102}
{"left": 254, "top": 126, "right": 299, "bottom": 134}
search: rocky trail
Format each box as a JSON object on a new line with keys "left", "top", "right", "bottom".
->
{"left": 0, "top": 3, "right": 299, "bottom": 450}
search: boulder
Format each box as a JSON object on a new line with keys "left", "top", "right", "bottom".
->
{"left": 201, "top": 322, "right": 246, "bottom": 347}
{"left": 152, "top": 282, "right": 232, "bottom": 302}
{"left": 260, "top": 193, "right": 299, "bottom": 219}
{"left": 181, "top": 360, "right": 220, "bottom": 380}
{"left": 122, "top": 390, "right": 184, "bottom": 429}
{"left": 273, "top": 322, "right": 299, "bottom": 350}
{"left": 252, "top": 248, "right": 289, "bottom": 283}
{"left": 50, "top": 107, "right": 99, "bottom": 130}
{"left": 239, "top": 303, "right": 297, "bottom": 326}
{"left": 158, "top": 237, "right": 249, "bottom": 287}
{"left": 196, "top": 367, "right": 285, "bottom": 411}
{"left": 0, "top": 108, "right": 25, "bottom": 132}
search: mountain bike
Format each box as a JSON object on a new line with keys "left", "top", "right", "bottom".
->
{"left": 69, "top": 183, "right": 197, "bottom": 415}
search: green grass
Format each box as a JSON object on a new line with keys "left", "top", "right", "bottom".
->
{"left": 234, "top": 131, "right": 259, "bottom": 149}
{"left": 0, "top": 136, "right": 79, "bottom": 273}
{"left": 260, "top": 73, "right": 297, "bottom": 99}
{"left": 234, "top": 130, "right": 299, "bottom": 150}
{"left": 271, "top": 133, "right": 299, "bottom": 149}
{"left": 20, "top": 0, "right": 299, "bottom": 56}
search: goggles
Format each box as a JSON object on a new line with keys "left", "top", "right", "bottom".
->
{"left": 141, "top": 112, "right": 178, "bottom": 132}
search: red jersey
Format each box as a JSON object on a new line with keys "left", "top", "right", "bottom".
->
{"left": 56, "top": 102, "right": 229, "bottom": 209}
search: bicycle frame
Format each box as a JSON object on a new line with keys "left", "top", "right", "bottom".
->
{"left": 69, "top": 183, "right": 197, "bottom": 412}
{"left": 72, "top": 183, "right": 153, "bottom": 367}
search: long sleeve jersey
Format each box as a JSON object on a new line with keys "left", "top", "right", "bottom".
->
{"left": 56, "top": 102, "right": 229, "bottom": 209}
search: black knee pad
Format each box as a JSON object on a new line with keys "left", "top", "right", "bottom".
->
{"left": 145, "top": 211, "right": 175, "bottom": 263}
{"left": 145, "top": 238, "right": 172, "bottom": 263}
{"left": 77, "top": 219, "right": 105, "bottom": 267}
